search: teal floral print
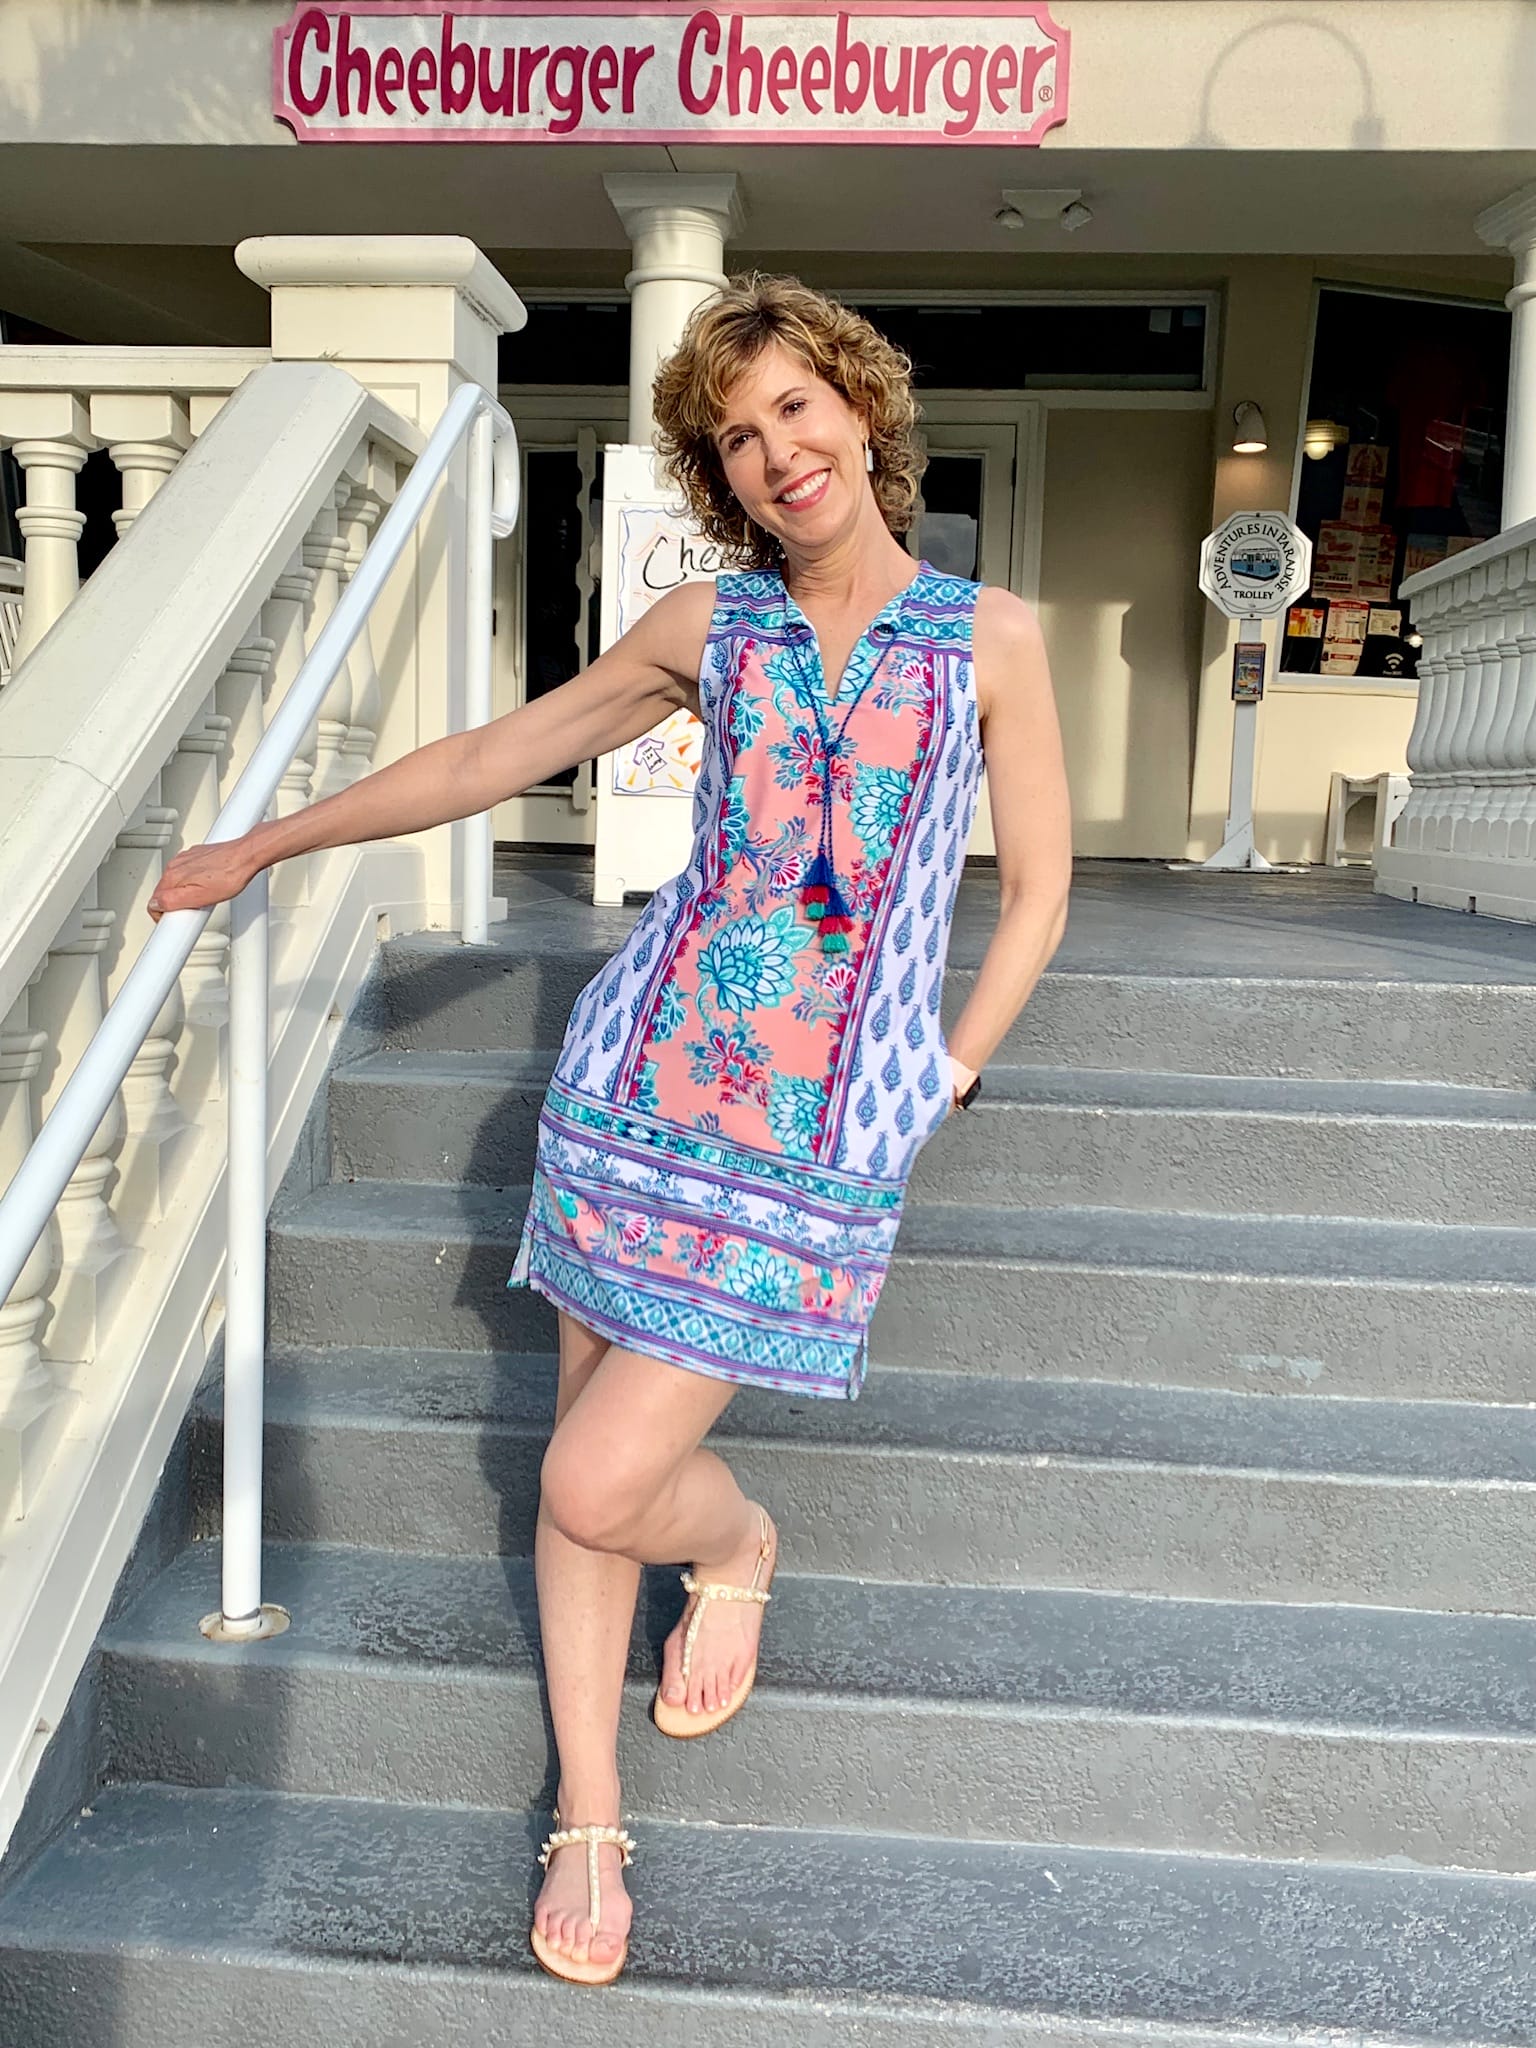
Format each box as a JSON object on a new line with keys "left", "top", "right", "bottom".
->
{"left": 725, "top": 1243, "right": 803, "bottom": 1308}
{"left": 697, "top": 906, "right": 811, "bottom": 1016}
{"left": 767, "top": 1072, "right": 825, "bottom": 1157}
{"left": 850, "top": 763, "right": 912, "bottom": 849}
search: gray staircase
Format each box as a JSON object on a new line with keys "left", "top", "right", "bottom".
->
{"left": 4, "top": 862, "right": 1536, "bottom": 2044}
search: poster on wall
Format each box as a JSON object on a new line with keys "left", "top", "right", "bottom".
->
{"left": 1321, "top": 598, "right": 1370, "bottom": 677}
{"left": 604, "top": 461, "right": 730, "bottom": 796}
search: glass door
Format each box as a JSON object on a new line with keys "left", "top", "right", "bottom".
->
{"left": 905, "top": 422, "right": 1017, "bottom": 587}
{"left": 906, "top": 420, "right": 1026, "bottom": 856}
{"left": 492, "top": 411, "right": 624, "bottom": 847}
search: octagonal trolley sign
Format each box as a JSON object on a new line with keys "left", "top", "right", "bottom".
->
{"left": 274, "top": 1, "right": 1071, "bottom": 146}
{"left": 1199, "top": 512, "right": 1311, "bottom": 620}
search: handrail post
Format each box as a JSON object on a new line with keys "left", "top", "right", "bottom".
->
{"left": 200, "top": 867, "right": 288, "bottom": 1644}
{"left": 462, "top": 403, "right": 494, "bottom": 947}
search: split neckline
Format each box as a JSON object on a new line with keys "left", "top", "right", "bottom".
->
{"left": 777, "top": 561, "right": 930, "bottom": 705}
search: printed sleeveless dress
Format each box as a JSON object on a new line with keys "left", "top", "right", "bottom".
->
{"left": 508, "top": 563, "right": 985, "bottom": 1399}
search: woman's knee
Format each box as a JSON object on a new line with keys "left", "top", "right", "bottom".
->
{"left": 539, "top": 1430, "right": 650, "bottom": 1552}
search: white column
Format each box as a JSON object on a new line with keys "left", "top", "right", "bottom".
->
{"left": 1478, "top": 185, "right": 1536, "bottom": 529}
{"left": 604, "top": 175, "right": 745, "bottom": 444}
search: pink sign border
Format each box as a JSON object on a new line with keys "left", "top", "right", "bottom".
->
{"left": 273, "top": 0, "right": 1072, "bottom": 148}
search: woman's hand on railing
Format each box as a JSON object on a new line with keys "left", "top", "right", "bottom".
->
{"left": 148, "top": 837, "right": 263, "bottom": 922}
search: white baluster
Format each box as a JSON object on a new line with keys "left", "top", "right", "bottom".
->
{"left": 162, "top": 698, "right": 234, "bottom": 1119}
{"left": 338, "top": 449, "right": 393, "bottom": 784}
{"left": 303, "top": 490, "right": 356, "bottom": 801}
{"left": 217, "top": 631, "right": 277, "bottom": 798}
{"left": 0, "top": 977, "right": 72, "bottom": 1517}
{"left": 1454, "top": 579, "right": 1507, "bottom": 850}
{"left": 1437, "top": 569, "right": 1488, "bottom": 852}
{"left": 99, "top": 793, "right": 195, "bottom": 1225}
{"left": 1501, "top": 589, "right": 1536, "bottom": 861}
{"left": 92, "top": 392, "right": 192, "bottom": 545}
{"left": 31, "top": 885, "right": 130, "bottom": 1372}
{"left": 263, "top": 550, "right": 320, "bottom": 913}
{"left": 1395, "top": 588, "right": 1447, "bottom": 853}
{"left": 1467, "top": 548, "right": 1529, "bottom": 855}
{"left": 0, "top": 392, "right": 100, "bottom": 670}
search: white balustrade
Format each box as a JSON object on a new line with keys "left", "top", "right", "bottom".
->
{"left": 0, "top": 242, "right": 521, "bottom": 1847}
{"left": 0, "top": 350, "right": 268, "bottom": 683}
{"left": 1377, "top": 527, "right": 1536, "bottom": 919}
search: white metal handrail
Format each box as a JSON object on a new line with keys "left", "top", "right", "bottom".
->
{"left": 0, "top": 378, "right": 520, "bottom": 1639}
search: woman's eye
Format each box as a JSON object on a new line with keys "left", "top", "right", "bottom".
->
{"left": 784, "top": 399, "right": 805, "bottom": 417}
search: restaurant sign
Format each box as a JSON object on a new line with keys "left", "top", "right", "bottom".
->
{"left": 274, "top": 3, "right": 1070, "bottom": 146}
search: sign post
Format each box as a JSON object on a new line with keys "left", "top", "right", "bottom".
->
{"left": 1194, "top": 511, "right": 1312, "bottom": 872}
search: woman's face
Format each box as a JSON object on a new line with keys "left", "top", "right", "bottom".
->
{"left": 714, "top": 341, "right": 870, "bottom": 559}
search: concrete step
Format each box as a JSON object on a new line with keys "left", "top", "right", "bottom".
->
{"left": 102, "top": 1538, "right": 1536, "bottom": 1873}
{"left": 329, "top": 1048, "right": 1536, "bottom": 1224}
{"left": 216, "top": 1344, "right": 1536, "bottom": 1612}
{"left": 366, "top": 925, "right": 1536, "bottom": 1086}
{"left": 267, "top": 1176, "right": 1536, "bottom": 1405}
{"left": 3, "top": 1782, "right": 1532, "bottom": 2047}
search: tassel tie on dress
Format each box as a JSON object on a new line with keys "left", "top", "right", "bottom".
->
{"left": 791, "top": 612, "right": 897, "bottom": 957}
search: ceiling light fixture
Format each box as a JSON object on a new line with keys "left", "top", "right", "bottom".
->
{"left": 1231, "top": 400, "right": 1268, "bottom": 454}
{"left": 994, "top": 205, "right": 1027, "bottom": 230}
{"left": 1059, "top": 200, "right": 1094, "bottom": 233}
{"left": 1303, "top": 417, "right": 1348, "bottom": 461}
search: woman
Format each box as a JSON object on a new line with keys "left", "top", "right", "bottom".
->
{"left": 150, "top": 277, "right": 1071, "bottom": 1988}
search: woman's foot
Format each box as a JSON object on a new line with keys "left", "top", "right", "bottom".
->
{"left": 658, "top": 1506, "right": 777, "bottom": 1720}
{"left": 531, "top": 1787, "right": 634, "bottom": 1981}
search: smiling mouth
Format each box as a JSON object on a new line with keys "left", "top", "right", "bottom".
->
{"left": 777, "top": 469, "right": 831, "bottom": 507}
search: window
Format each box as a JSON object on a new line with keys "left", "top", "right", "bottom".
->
{"left": 1282, "top": 286, "right": 1509, "bottom": 683}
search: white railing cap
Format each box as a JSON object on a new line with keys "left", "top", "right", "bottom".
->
{"left": 0, "top": 348, "right": 270, "bottom": 396}
{"left": 236, "top": 236, "right": 527, "bottom": 336}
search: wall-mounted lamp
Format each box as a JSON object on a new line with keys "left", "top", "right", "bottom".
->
{"left": 1231, "top": 401, "right": 1268, "bottom": 454}
{"left": 1303, "top": 417, "right": 1348, "bottom": 461}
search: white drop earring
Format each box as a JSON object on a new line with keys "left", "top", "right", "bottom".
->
{"left": 864, "top": 443, "right": 875, "bottom": 472}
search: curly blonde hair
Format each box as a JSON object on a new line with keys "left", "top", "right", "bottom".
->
{"left": 651, "top": 275, "right": 924, "bottom": 570}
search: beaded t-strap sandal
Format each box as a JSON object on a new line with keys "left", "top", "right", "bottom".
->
{"left": 529, "top": 1820, "right": 637, "bottom": 1987}
{"left": 652, "top": 1507, "right": 776, "bottom": 1740}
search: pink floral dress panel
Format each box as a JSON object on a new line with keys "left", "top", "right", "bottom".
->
{"left": 510, "top": 566, "right": 985, "bottom": 1398}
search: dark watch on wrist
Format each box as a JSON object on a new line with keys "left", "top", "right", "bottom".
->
{"left": 954, "top": 1072, "right": 982, "bottom": 1110}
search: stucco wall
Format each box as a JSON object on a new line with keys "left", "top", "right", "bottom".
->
{"left": 1256, "top": 683, "right": 1416, "bottom": 865}
{"left": 1037, "top": 408, "right": 1209, "bottom": 860}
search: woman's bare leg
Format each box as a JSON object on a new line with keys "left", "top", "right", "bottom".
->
{"left": 531, "top": 1312, "right": 640, "bottom": 1973}
{"left": 539, "top": 1346, "right": 778, "bottom": 1729}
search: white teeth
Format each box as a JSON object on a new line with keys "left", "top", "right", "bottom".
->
{"left": 779, "top": 470, "right": 828, "bottom": 505}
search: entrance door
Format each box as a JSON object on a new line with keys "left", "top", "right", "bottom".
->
{"left": 491, "top": 408, "right": 624, "bottom": 847}
{"left": 907, "top": 410, "right": 1041, "bottom": 855}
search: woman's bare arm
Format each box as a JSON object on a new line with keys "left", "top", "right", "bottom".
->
{"left": 943, "top": 586, "right": 1072, "bottom": 1084}
{"left": 150, "top": 581, "right": 715, "bottom": 917}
